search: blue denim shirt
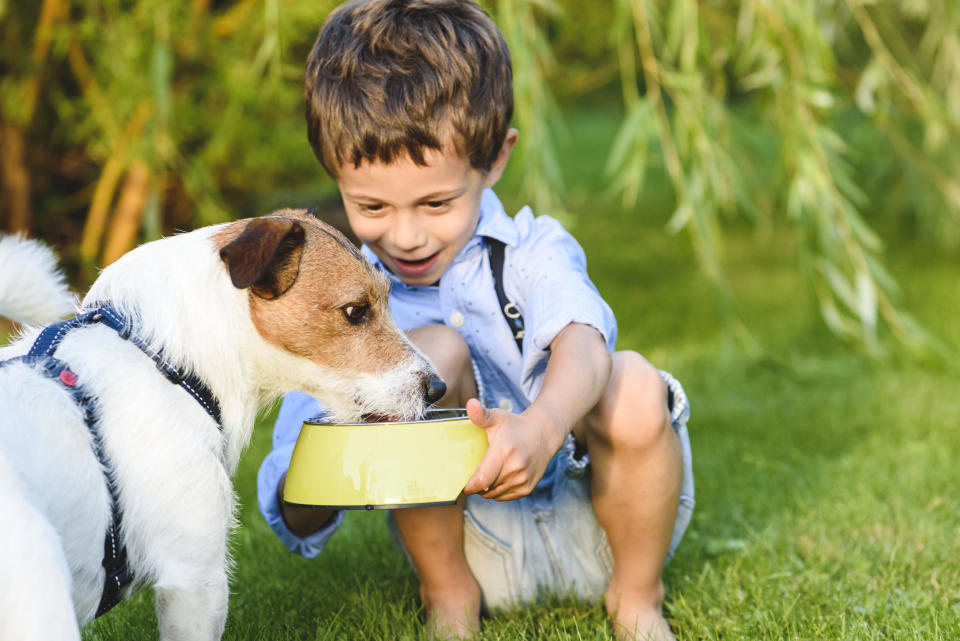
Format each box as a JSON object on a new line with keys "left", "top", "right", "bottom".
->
{"left": 257, "top": 189, "right": 618, "bottom": 557}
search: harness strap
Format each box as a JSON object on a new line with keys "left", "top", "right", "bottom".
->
{"left": 29, "top": 305, "right": 223, "bottom": 428}
{"left": 95, "top": 306, "right": 223, "bottom": 426}
{"left": 2, "top": 353, "right": 134, "bottom": 617}
{"left": 6, "top": 302, "right": 224, "bottom": 618}
{"left": 486, "top": 238, "right": 525, "bottom": 354}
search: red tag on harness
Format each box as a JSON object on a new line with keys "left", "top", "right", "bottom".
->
{"left": 59, "top": 368, "right": 78, "bottom": 387}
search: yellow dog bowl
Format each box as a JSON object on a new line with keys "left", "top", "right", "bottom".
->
{"left": 282, "top": 408, "right": 488, "bottom": 509}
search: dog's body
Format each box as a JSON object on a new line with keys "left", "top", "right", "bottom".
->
{"left": 0, "top": 211, "right": 442, "bottom": 640}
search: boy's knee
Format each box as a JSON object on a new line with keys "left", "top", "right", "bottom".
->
{"left": 406, "top": 324, "right": 475, "bottom": 406}
{"left": 588, "top": 351, "right": 670, "bottom": 451}
{"left": 407, "top": 324, "right": 470, "bottom": 371}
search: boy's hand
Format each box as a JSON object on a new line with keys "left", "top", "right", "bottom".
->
{"left": 277, "top": 473, "right": 336, "bottom": 536}
{"left": 463, "top": 398, "right": 565, "bottom": 500}
{"left": 462, "top": 324, "right": 611, "bottom": 501}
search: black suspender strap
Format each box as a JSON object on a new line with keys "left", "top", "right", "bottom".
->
{"left": 486, "top": 238, "right": 525, "bottom": 354}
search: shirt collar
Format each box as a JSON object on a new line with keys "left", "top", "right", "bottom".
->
{"left": 475, "top": 189, "right": 518, "bottom": 247}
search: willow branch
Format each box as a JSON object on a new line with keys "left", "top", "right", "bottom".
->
{"left": 102, "top": 161, "right": 150, "bottom": 266}
{"left": 80, "top": 101, "right": 153, "bottom": 264}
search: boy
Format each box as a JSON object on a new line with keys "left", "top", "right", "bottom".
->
{"left": 257, "top": 1, "right": 694, "bottom": 639}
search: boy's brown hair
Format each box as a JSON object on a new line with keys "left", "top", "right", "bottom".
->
{"left": 304, "top": 0, "right": 513, "bottom": 177}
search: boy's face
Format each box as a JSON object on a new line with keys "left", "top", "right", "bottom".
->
{"left": 336, "top": 131, "right": 517, "bottom": 287}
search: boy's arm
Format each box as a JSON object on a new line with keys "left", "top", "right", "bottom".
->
{"left": 257, "top": 392, "right": 345, "bottom": 557}
{"left": 463, "top": 321, "right": 611, "bottom": 500}
{"left": 277, "top": 473, "right": 337, "bottom": 537}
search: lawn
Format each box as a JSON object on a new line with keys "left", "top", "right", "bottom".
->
{"left": 79, "top": 111, "right": 960, "bottom": 640}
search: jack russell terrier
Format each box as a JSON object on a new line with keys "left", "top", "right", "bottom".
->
{"left": 0, "top": 210, "right": 445, "bottom": 641}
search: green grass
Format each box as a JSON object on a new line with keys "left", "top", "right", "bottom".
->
{"left": 79, "top": 111, "right": 960, "bottom": 640}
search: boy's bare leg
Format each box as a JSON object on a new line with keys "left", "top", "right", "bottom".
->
{"left": 392, "top": 325, "right": 481, "bottom": 638}
{"left": 575, "top": 352, "right": 683, "bottom": 641}
{"left": 392, "top": 497, "right": 480, "bottom": 638}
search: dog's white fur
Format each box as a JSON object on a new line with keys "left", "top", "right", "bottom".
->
{"left": 0, "top": 234, "right": 75, "bottom": 325}
{"left": 0, "top": 212, "right": 440, "bottom": 640}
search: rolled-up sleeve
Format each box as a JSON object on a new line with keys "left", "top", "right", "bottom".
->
{"left": 256, "top": 392, "right": 344, "bottom": 558}
{"left": 508, "top": 211, "right": 617, "bottom": 398}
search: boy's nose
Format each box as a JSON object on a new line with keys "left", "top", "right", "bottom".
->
{"left": 391, "top": 212, "right": 426, "bottom": 252}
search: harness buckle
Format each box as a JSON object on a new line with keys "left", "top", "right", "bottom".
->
{"left": 156, "top": 360, "right": 186, "bottom": 385}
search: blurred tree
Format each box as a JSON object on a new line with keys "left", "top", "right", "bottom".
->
{"left": 0, "top": 0, "right": 340, "bottom": 277}
{"left": 0, "top": 0, "right": 955, "bottom": 355}
{"left": 0, "top": 0, "right": 66, "bottom": 234}
{"left": 493, "top": 0, "right": 567, "bottom": 220}
{"left": 604, "top": 0, "right": 959, "bottom": 356}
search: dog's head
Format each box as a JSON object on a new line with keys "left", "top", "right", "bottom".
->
{"left": 216, "top": 210, "right": 444, "bottom": 422}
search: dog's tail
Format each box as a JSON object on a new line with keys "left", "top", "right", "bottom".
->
{"left": 0, "top": 234, "right": 75, "bottom": 326}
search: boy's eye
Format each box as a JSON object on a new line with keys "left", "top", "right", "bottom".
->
{"left": 424, "top": 200, "right": 448, "bottom": 210}
{"left": 361, "top": 203, "right": 384, "bottom": 213}
{"left": 342, "top": 303, "right": 370, "bottom": 325}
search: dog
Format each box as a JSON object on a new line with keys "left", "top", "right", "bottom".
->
{"left": 0, "top": 233, "right": 75, "bottom": 326}
{"left": 0, "top": 210, "right": 445, "bottom": 640}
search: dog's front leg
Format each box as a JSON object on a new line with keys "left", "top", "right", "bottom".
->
{"left": 155, "top": 572, "right": 229, "bottom": 641}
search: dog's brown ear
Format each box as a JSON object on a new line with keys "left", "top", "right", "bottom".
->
{"left": 219, "top": 218, "right": 306, "bottom": 299}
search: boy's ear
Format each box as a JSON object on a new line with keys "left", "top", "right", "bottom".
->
{"left": 482, "top": 128, "right": 519, "bottom": 189}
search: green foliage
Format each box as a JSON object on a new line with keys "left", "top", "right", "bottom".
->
{"left": 603, "top": 0, "right": 960, "bottom": 355}
{"left": 0, "top": 0, "right": 340, "bottom": 257}
{"left": 1, "top": 0, "right": 956, "bottom": 354}
{"left": 493, "top": 0, "right": 568, "bottom": 220}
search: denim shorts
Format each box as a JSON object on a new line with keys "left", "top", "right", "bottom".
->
{"left": 388, "top": 370, "right": 694, "bottom": 612}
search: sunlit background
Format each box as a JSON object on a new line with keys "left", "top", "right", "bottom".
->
{"left": 3, "top": 3, "right": 960, "bottom": 640}
{"left": 2, "top": 0, "right": 958, "bottom": 355}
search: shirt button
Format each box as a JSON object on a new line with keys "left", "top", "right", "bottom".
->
{"left": 449, "top": 311, "right": 465, "bottom": 328}
{"left": 498, "top": 398, "right": 514, "bottom": 412}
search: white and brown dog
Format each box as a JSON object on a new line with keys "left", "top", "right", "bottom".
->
{"left": 0, "top": 210, "right": 444, "bottom": 641}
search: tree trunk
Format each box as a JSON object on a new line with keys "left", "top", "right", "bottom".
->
{"left": 102, "top": 161, "right": 149, "bottom": 266}
{"left": 0, "top": 122, "right": 32, "bottom": 234}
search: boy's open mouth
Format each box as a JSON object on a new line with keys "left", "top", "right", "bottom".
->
{"left": 391, "top": 251, "right": 441, "bottom": 277}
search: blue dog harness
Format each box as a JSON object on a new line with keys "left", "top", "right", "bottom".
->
{"left": 0, "top": 304, "right": 222, "bottom": 617}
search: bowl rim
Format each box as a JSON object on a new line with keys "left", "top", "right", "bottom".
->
{"left": 302, "top": 407, "right": 469, "bottom": 427}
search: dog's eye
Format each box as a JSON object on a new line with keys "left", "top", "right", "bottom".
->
{"left": 342, "top": 304, "right": 369, "bottom": 325}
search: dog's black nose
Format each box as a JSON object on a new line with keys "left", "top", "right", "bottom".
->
{"left": 424, "top": 374, "right": 446, "bottom": 405}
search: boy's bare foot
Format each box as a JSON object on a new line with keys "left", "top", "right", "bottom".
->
{"left": 605, "top": 585, "right": 676, "bottom": 641}
{"left": 421, "top": 582, "right": 481, "bottom": 639}
{"left": 610, "top": 607, "right": 676, "bottom": 641}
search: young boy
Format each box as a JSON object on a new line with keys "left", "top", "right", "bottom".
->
{"left": 256, "top": 1, "right": 694, "bottom": 639}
